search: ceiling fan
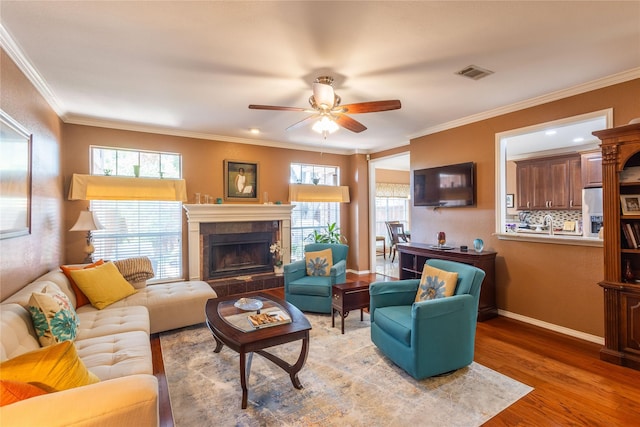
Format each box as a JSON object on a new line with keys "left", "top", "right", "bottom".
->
{"left": 248, "top": 76, "right": 401, "bottom": 136}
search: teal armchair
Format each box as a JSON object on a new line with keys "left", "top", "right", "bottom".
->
{"left": 369, "top": 259, "right": 486, "bottom": 379}
{"left": 284, "top": 243, "right": 348, "bottom": 313}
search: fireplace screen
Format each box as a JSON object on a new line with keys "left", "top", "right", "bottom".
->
{"left": 208, "top": 231, "right": 272, "bottom": 279}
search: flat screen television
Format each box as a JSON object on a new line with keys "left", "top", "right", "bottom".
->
{"left": 413, "top": 162, "right": 476, "bottom": 207}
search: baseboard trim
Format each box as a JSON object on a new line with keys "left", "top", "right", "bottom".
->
{"left": 497, "top": 309, "right": 604, "bottom": 345}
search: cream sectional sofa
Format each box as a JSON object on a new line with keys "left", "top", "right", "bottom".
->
{"left": 0, "top": 268, "right": 216, "bottom": 427}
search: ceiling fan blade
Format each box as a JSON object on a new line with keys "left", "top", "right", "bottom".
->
{"left": 337, "top": 100, "right": 401, "bottom": 114}
{"left": 335, "top": 114, "right": 367, "bottom": 133}
{"left": 249, "top": 104, "right": 308, "bottom": 112}
{"left": 286, "top": 114, "right": 319, "bottom": 132}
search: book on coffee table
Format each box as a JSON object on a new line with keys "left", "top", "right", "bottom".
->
{"left": 247, "top": 309, "right": 291, "bottom": 329}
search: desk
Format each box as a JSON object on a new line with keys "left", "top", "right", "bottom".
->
{"left": 397, "top": 243, "right": 497, "bottom": 321}
{"left": 375, "top": 236, "right": 386, "bottom": 258}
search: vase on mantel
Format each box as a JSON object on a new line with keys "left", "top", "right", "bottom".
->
{"left": 274, "top": 265, "right": 284, "bottom": 276}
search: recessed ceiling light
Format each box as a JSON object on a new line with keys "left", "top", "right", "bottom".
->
{"left": 249, "top": 128, "right": 260, "bottom": 134}
{"left": 572, "top": 137, "right": 584, "bottom": 142}
{"left": 545, "top": 130, "right": 557, "bottom": 135}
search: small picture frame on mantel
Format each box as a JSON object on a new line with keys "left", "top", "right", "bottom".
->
{"left": 506, "top": 193, "right": 514, "bottom": 209}
{"left": 224, "top": 160, "right": 259, "bottom": 201}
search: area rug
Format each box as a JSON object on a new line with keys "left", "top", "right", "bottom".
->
{"left": 160, "top": 312, "right": 532, "bottom": 426}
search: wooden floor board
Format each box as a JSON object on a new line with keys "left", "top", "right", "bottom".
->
{"left": 152, "top": 272, "right": 640, "bottom": 426}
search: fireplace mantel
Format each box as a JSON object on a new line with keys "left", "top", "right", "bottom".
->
{"left": 183, "top": 204, "right": 295, "bottom": 280}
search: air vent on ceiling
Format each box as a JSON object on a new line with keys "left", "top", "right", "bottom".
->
{"left": 456, "top": 65, "right": 494, "bottom": 80}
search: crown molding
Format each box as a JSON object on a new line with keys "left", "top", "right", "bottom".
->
{"left": 0, "top": 24, "right": 66, "bottom": 118}
{"left": 409, "top": 67, "right": 640, "bottom": 141}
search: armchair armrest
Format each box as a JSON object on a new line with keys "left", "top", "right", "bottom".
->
{"left": 283, "top": 260, "right": 306, "bottom": 289}
{"left": 330, "top": 259, "right": 346, "bottom": 279}
{"left": 369, "top": 280, "right": 420, "bottom": 319}
{"left": 411, "top": 294, "right": 474, "bottom": 320}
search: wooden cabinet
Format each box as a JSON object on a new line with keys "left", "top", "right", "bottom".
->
{"left": 516, "top": 154, "right": 581, "bottom": 210}
{"left": 581, "top": 151, "right": 603, "bottom": 188}
{"left": 397, "top": 243, "right": 497, "bottom": 321}
{"left": 592, "top": 123, "right": 640, "bottom": 371}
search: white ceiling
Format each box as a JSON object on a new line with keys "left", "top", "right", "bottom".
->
{"left": 1, "top": 1, "right": 639, "bottom": 155}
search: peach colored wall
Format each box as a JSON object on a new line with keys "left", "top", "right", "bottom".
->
{"left": 0, "top": 50, "right": 64, "bottom": 300}
{"left": 376, "top": 169, "right": 410, "bottom": 184}
{"left": 410, "top": 79, "right": 640, "bottom": 337}
{"left": 61, "top": 125, "right": 368, "bottom": 272}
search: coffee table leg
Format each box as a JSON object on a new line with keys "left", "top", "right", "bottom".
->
{"left": 255, "top": 333, "right": 309, "bottom": 390}
{"left": 239, "top": 351, "right": 254, "bottom": 409}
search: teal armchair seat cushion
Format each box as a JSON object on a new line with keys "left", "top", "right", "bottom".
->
{"left": 284, "top": 243, "right": 348, "bottom": 314}
{"left": 370, "top": 259, "right": 486, "bottom": 380}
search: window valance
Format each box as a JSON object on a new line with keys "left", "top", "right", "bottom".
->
{"left": 68, "top": 174, "right": 187, "bottom": 202}
{"left": 376, "top": 182, "right": 410, "bottom": 198}
{"left": 289, "top": 184, "right": 350, "bottom": 203}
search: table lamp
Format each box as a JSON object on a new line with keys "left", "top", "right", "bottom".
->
{"left": 70, "top": 210, "right": 105, "bottom": 263}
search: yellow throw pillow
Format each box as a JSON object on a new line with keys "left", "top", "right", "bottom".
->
{"left": 68, "top": 262, "right": 137, "bottom": 310}
{"left": 0, "top": 341, "right": 99, "bottom": 392}
{"left": 305, "top": 248, "right": 334, "bottom": 276}
{"left": 415, "top": 265, "right": 459, "bottom": 302}
{"left": 28, "top": 285, "right": 80, "bottom": 347}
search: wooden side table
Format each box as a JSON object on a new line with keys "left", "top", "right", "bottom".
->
{"left": 332, "top": 281, "right": 370, "bottom": 334}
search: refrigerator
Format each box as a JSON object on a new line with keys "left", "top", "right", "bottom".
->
{"left": 582, "top": 188, "right": 603, "bottom": 238}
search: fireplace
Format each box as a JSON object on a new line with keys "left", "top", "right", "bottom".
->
{"left": 183, "top": 204, "right": 295, "bottom": 281}
{"left": 208, "top": 231, "right": 272, "bottom": 279}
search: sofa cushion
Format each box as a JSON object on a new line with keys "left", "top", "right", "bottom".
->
{"left": 0, "top": 304, "right": 41, "bottom": 362}
{"left": 60, "top": 260, "right": 105, "bottom": 307}
{"left": 305, "top": 248, "right": 333, "bottom": 276}
{"left": 373, "top": 306, "right": 413, "bottom": 347}
{"left": 28, "top": 285, "right": 80, "bottom": 346}
{"left": 415, "top": 264, "right": 458, "bottom": 302}
{"left": 69, "top": 262, "right": 137, "bottom": 310}
{"left": 0, "top": 380, "right": 48, "bottom": 406}
{"left": 75, "top": 306, "right": 150, "bottom": 339}
{"left": 0, "top": 341, "right": 99, "bottom": 392}
{"left": 74, "top": 331, "right": 152, "bottom": 381}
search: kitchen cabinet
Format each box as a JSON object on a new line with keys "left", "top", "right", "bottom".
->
{"left": 397, "top": 243, "right": 497, "bottom": 321}
{"left": 592, "top": 122, "right": 640, "bottom": 371}
{"left": 516, "top": 154, "right": 581, "bottom": 210}
{"left": 581, "top": 151, "right": 603, "bottom": 188}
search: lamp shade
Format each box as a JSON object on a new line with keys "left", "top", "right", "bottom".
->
{"left": 70, "top": 210, "right": 104, "bottom": 232}
{"left": 289, "top": 184, "right": 350, "bottom": 203}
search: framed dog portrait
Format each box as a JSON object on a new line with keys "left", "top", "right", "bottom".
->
{"left": 224, "top": 160, "right": 259, "bottom": 201}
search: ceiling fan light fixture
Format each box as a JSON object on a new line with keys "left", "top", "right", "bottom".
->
{"left": 312, "top": 115, "right": 339, "bottom": 138}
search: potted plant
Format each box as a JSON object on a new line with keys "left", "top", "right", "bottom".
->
{"left": 306, "top": 222, "right": 347, "bottom": 244}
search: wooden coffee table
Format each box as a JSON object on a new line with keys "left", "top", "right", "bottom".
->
{"left": 332, "top": 280, "right": 370, "bottom": 334}
{"left": 205, "top": 292, "right": 312, "bottom": 409}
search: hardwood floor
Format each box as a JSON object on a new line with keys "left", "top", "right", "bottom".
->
{"left": 152, "top": 272, "right": 640, "bottom": 426}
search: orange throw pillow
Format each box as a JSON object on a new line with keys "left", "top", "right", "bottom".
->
{"left": 60, "top": 260, "right": 104, "bottom": 307}
{"left": 0, "top": 380, "right": 48, "bottom": 406}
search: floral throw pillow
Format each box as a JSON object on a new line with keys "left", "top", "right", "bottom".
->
{"left": 415, "top": 265, "right": 459, "bottom": 302}
{"left": 28, "top": 285, "right": 80, "bottom": 347}
{"left": 305, "top": 248, "right": 334, "bottom": 276}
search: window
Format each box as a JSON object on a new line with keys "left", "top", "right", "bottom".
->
{"left": 90, "top": 146, "right": 183, "bottom": 281}
{"left": 289, "top": 163, "right": 341, "bottom": 261}
{"left": 375, "top": 183, "right": 410, "bottom": 238}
